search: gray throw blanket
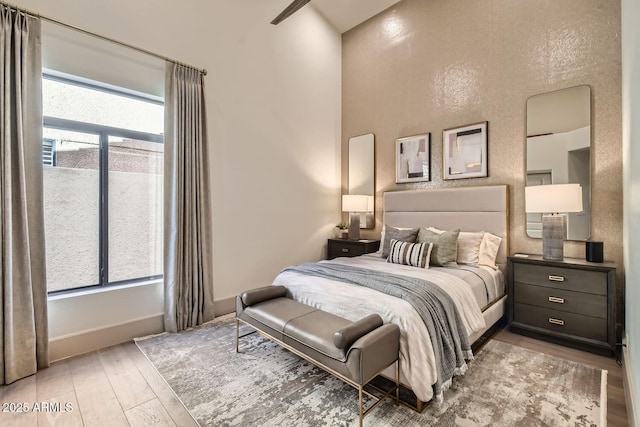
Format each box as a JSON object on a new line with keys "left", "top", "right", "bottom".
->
{"left": 282, "top": 262, "right": 471, "bottom": 401}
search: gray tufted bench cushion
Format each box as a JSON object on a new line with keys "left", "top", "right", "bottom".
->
{"left": 236, "top": 285, "right": 400, "bottom": 426}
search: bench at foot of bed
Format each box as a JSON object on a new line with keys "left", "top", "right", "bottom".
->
{"left": 236, "top": 285, "right": 400, "bottom": 427}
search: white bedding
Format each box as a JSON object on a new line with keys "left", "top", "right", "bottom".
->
{"left": 272, "top": 255, "right": 504, "bottom": 402}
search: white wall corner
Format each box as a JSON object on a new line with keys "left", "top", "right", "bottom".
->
{"left": 623, "top": 335, "right": 639, "bottom": 427}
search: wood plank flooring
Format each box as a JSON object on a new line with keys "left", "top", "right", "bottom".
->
{"left": 0, "top": 328, "right": 630, "bottom": 426}
{"left": 0, "top": 342, "right": 198, "bottom": 427}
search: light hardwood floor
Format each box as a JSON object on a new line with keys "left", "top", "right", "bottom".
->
{"left": 0, "top": 342, "right": 198, "bottom": 427}
{"left": 0, "top": 328, "right": 630, "bottom": 426}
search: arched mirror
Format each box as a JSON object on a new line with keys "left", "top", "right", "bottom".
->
{"left": 348, "top": 133, "right": 375, "bottom": 228}
{"left": 526, "top": 85, "right": 591, "bottom": 240}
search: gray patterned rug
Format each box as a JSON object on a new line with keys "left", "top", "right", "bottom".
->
{"left": 135, "top": 315, "right": 606, "bottom": 426}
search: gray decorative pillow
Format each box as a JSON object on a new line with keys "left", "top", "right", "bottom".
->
{"left": 417, "top": 228, "right": 460, "bottom": 267}
{"left": 381, "top": 225, "right": 419, "bottom": 258}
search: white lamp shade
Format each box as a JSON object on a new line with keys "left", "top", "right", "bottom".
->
{"left": 342, "top": 195, "right": 369, "bottom": 212}
{"left": 525, "top": 184, "right": 583, "bottom": 213}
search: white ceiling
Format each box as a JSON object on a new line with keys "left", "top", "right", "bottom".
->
{"left": 311, "top": 0, "right": 402, "bottom": 33}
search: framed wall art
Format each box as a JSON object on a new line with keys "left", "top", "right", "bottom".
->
{"left": 395, "top": 133, "right": 431, "bottom": 183}
{"left": 443, "top": 121, "right": 488, "bottom": 180}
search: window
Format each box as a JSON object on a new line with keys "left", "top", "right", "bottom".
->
{"left": 42, "top": 75, "right": 164, "bottom": 293}
{"left": 42, "top": 138, "right": 56, "bottom": 166}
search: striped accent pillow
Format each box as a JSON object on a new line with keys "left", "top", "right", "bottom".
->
{"left": 386, "top": 239, "right": 433, "bottom": 269}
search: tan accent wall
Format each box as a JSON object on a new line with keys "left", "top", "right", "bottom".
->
{"left": 342, "top": 0, "right": 622, "bottom": 302}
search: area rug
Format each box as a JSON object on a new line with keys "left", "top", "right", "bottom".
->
{"left": 135, "top": 315, "right": 606, "bottom": 426}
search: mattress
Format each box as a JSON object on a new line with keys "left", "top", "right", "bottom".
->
{"left": 272, "top": 254, "right": 505, "bottom": 403}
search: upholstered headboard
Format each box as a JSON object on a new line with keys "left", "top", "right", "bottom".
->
{"left": 383, "top": 185, "right": 510, "bottom": 270}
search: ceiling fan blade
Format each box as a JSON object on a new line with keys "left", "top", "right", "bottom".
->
{"left": 271, "top": 0, "right": 311, "bottom": 25}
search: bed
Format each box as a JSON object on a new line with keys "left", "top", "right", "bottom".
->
{"left": 272, "top": 185, "right": 509, "bottom": 409}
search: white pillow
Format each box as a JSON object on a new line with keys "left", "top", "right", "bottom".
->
{"left": 457, "top": 231, "right": 485, "bottom": 265}
{"left": 426, "top": 227, "right": 484, "bottom": 266}
{"left": 478, "top": 232, "right": 502, "bottom": 270}
{"left": 387, "top": 239, "right": 433, "bottom": 269}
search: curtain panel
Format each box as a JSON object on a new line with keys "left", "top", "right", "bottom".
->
{"left": 0, "top": 5, "right": 48, "bottom": 385}
{"left": 164, "top": 62, "right": 214, "bottom": 332}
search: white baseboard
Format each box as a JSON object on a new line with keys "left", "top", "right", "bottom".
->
{"left": 623, "top": 344, "right": 639, "bottom": 427}
{"left": 214, "top": 296, "right": 235, "bottom": 316}
{"left": 49, "top": 314, "right": 164, "bottom": 362}
{"left": 48, "top": 296, "right": 236, "bottom": 362}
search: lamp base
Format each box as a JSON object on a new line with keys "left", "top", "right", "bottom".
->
{"left": 348, "top": 213, "right": 360, "bottom": 240}
{"left": 542, "top": 215, "right": 565, "bottom": 261}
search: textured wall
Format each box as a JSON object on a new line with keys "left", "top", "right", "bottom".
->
{"left": 343, "top": 0, "right": 623, "bottom": 298}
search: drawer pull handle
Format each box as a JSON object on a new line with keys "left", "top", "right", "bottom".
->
{"left": 548, "top": 275, "right": 565, "bottom": 282}
{"left": 548, "top": 317, "right": 565, "bottom": 326}
{"left": 341, "top": 248, "right": 349, "bottom": 253}
{"left": 548, "top": 296, "right": 565, "bottom": 304}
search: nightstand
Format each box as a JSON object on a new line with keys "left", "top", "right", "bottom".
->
{"left": 327, "top": 239, "right": 380, "bottom": 260}
{"left": 508, "top": 255, "right": 616, "bottom": 356}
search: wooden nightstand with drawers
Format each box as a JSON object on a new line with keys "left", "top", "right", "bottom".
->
{"left": 327, "top": 239, "right": 380, "bottom": 260}
{"left": 508, "top": 255, "right": 616, "bottom": 356}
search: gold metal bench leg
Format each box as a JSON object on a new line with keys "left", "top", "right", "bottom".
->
{"left": 396, "top": 360, "right": 400, "bottom": 405}
{"left": 236, "top": 318, "right": 240, "bottom": 353}
{"left": 359, "top": 385, "right": 364, "bottom": 427}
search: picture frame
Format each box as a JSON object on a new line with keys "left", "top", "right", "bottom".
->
{"left": 442, "top": 121, "right": 488, "bottom": 180}
{"left": 395, "top": 133, "right": 431, "bottom": 183}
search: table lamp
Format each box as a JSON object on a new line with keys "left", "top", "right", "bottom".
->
{"left": 525, "top": 184, "right": 583, "bottom": 260}
{"left": 342, "top": 195, "right": 369, "bottom": 241}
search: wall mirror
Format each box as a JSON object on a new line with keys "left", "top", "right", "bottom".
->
{"left": 526, "top": 85, "right": 591, "bottom": 240}
{"left": 348, "top": 133, "right": 375, "bottom": 228}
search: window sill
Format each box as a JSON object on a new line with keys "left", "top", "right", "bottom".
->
{"left": 47, "top": 278, "right": 163, "bottom": 301}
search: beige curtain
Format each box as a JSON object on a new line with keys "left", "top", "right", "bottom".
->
{"left": 0, "top": 5, "right": 48, "bottom": 384}
{"left": 164, "top": 62, "right": 214, "bottom": 332}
